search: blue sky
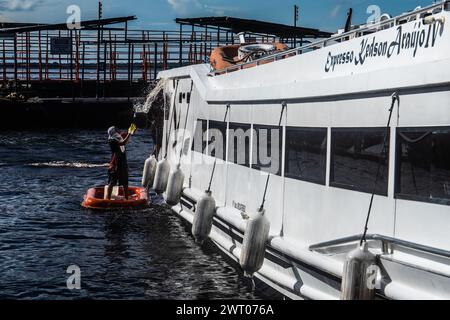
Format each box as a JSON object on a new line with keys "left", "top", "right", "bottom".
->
{"left": 0, "top": 0, "right": 439, "bottom": 32}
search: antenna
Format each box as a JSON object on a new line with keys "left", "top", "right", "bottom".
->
{"left": 345, "top": 8, "right": 353, "bottom": 33}
{"left": 294, "top": 5, "right": 299, "bottom": 27}
{"left": 293, "top": 4, "right": 300, "bottom": 47}
{"left": 98, "top": 1, "right": 103, "bottom": 20}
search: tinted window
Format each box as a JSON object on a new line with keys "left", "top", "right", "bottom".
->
{"left": 331, "top": 128, "right": 390, "bottom": 195}
{"left": 396, "top": 127, "right": 450, "bottom": 205}
{"left": 192, "top": 119, "right": 207, "bottom": 154}
{"left": 208, "top": 120, "right": 227, "bottom": 160}
{"left": 228, "top": 122, "right": 251, "bottom": 167}
{"left": 285, "top": 127, "right": 327, "bottom": 185}
{"left": 252, "top": 125, "right": 282, "bottom": 175}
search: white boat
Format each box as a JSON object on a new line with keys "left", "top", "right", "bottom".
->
{"left": 156, "top": 1, "right": 450, "bottom": 300}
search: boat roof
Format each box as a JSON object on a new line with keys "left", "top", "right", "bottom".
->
{"left": 175, "top": 16, "right": 333, "bottom": 39}
{"left": 0, "top": 16, "right": 136, "bottom": 34}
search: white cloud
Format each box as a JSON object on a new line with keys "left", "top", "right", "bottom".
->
{"left": 147, "top": 22, "right": 171, "bottom": 26}
{"left": 167, "top": 0, "right": 201, "bottom": 15}
{"left": 167, "top": 0, "right": 239, "bottom": 16}
{"left": 0, "top": 0, "right": 42, "bottom": 11}
{"left": 203, "top": 4, "right": 240, "bottom": 16}
{"left": 330, "top": 4, "right": 341, "bottom": 18}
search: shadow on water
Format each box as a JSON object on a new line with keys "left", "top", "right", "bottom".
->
{"left": 0, "top": 129, "right": 270, "bottom": 300}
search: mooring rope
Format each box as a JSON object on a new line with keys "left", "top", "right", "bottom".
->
{"left": 164, "top": 80, "right": 179, "bottom": 159}
{"left": 207, "top": 160, "right": 217, "bottom": 193}
{"left": 398, "top": 131, "right": 431, "bottom": 144}
{"left": 178, "top": 80, "right": 194, "bottom": 163}
{"left": 205, "top": 104, "right": 230, "bottom": 193}
{"left": 259, "top": 102, "right": 286, "bottom": 213}
{"left": 360, "top": 92, "right": 400, "bottom": 246}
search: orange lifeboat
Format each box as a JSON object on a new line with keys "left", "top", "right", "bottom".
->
{"left": 210, "top": 42, "right": 289, "bottom": 71}
{"left": 81, "top": 186, "right": 150, "bottom": 210}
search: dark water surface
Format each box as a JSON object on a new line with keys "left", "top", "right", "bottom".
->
{"left": 0, "top": 129, "right": 264, "bottom": 300}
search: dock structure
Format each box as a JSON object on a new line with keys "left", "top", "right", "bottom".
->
{"left": 0, "top": 16, "right": 330, "bottom": 96}
{"left": 0, "top": 15, "right": 330, "bottom": 128}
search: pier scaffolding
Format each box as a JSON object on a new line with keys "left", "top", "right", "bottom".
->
{"left": 0, "top": 15, "right": 330, "bottom": 128}
{"left": 0, "top": 15, "right": 330, "bottom": 98}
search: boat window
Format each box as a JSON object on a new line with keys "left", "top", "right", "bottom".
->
{"left": 252, "top": 125, "right": 282, "bottom": 176}
{"left": 395, "top": 127, "right": 450, "bottom": 206}
{"left": 208, "top": 120, "right": 227, "bottom": 160}
{"left": 330, "top": 128, "right": 389, "bottom": 195}
{"left": 192, "top": 119, "right": 208, "bottom": 154}
{"left": 228, "top": 122, "right": 252, "bottom": 167}
{"left": 285, "top": 127, "right": 327, "bottom": 185}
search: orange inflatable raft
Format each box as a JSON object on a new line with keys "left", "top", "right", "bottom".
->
{"left": 81, "top": 186, "right": 149, "bottom": 210}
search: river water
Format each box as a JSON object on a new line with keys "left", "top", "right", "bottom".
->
{"left": 0, "top": 129, "right": 266, "bottom": 300}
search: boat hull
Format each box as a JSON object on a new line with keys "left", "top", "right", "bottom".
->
{"left": 157, "top": 2, "right": 450, "bottom": 300}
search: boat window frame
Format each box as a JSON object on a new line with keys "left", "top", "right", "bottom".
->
{"left": 394, "top": 126, "right": 450, "bottom": 206}
{"left": 208, "top": 119, "right": 228, "bottom": 161}
{"left": 227, "top": 121, "right": 252, "bottom": 168}
{"left": 284, "top": 126, "right": 328, "bottom": 185}
{"left": 251, "top": 124, "right": 283, "bottom": 176}
{"left": 191, "top": 118, "right": 208, "bottom": 154}
{"left": 330, "top": 127, "right": 390, "bottom": 196}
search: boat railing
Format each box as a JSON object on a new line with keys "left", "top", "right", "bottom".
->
{"left": 210, "top": 0, "right": 450, "bottom": 76}
{"left": 309, "top": 234, "right": 450, "bottom": 259}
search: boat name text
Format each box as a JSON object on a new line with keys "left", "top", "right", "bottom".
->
{"left": 325, "top": 22, "right": 444, "bottom": 72}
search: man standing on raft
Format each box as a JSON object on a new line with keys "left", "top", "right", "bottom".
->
{"left": 107, "top": 124, "right": 137, "bottom": 200}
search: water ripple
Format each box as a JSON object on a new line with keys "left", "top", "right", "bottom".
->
{"left": 29, "top": 161, "right": 109, "bottom": 168}
{"left": 0, "top": 130, "right": 266, "bottom": 300}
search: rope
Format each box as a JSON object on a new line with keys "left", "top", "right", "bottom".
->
{"left": 154, "top": 90, "right": 167, "bottom": 157}
{"left": 398, "top": 131, "right": 431, "bottom": 144}
{"left": 259, "top": 174, "right": 271, "bottom": 212}
{"left": 207, "top": 160, "right": 217, "bottom": 193}
{"left": 164, "top": 80, "right": 179, "bottom": 159}
{"left": 360, "top": 92, "right": 399, "bottom": 246}
{"left": 259, "top": 102, "right": 286, "bottom": 213}
{"left": 178, "top": 80, "right": 194, "bottom": 162}
{"left": 205, "top": 104, "right": 230, "bottom": 193}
